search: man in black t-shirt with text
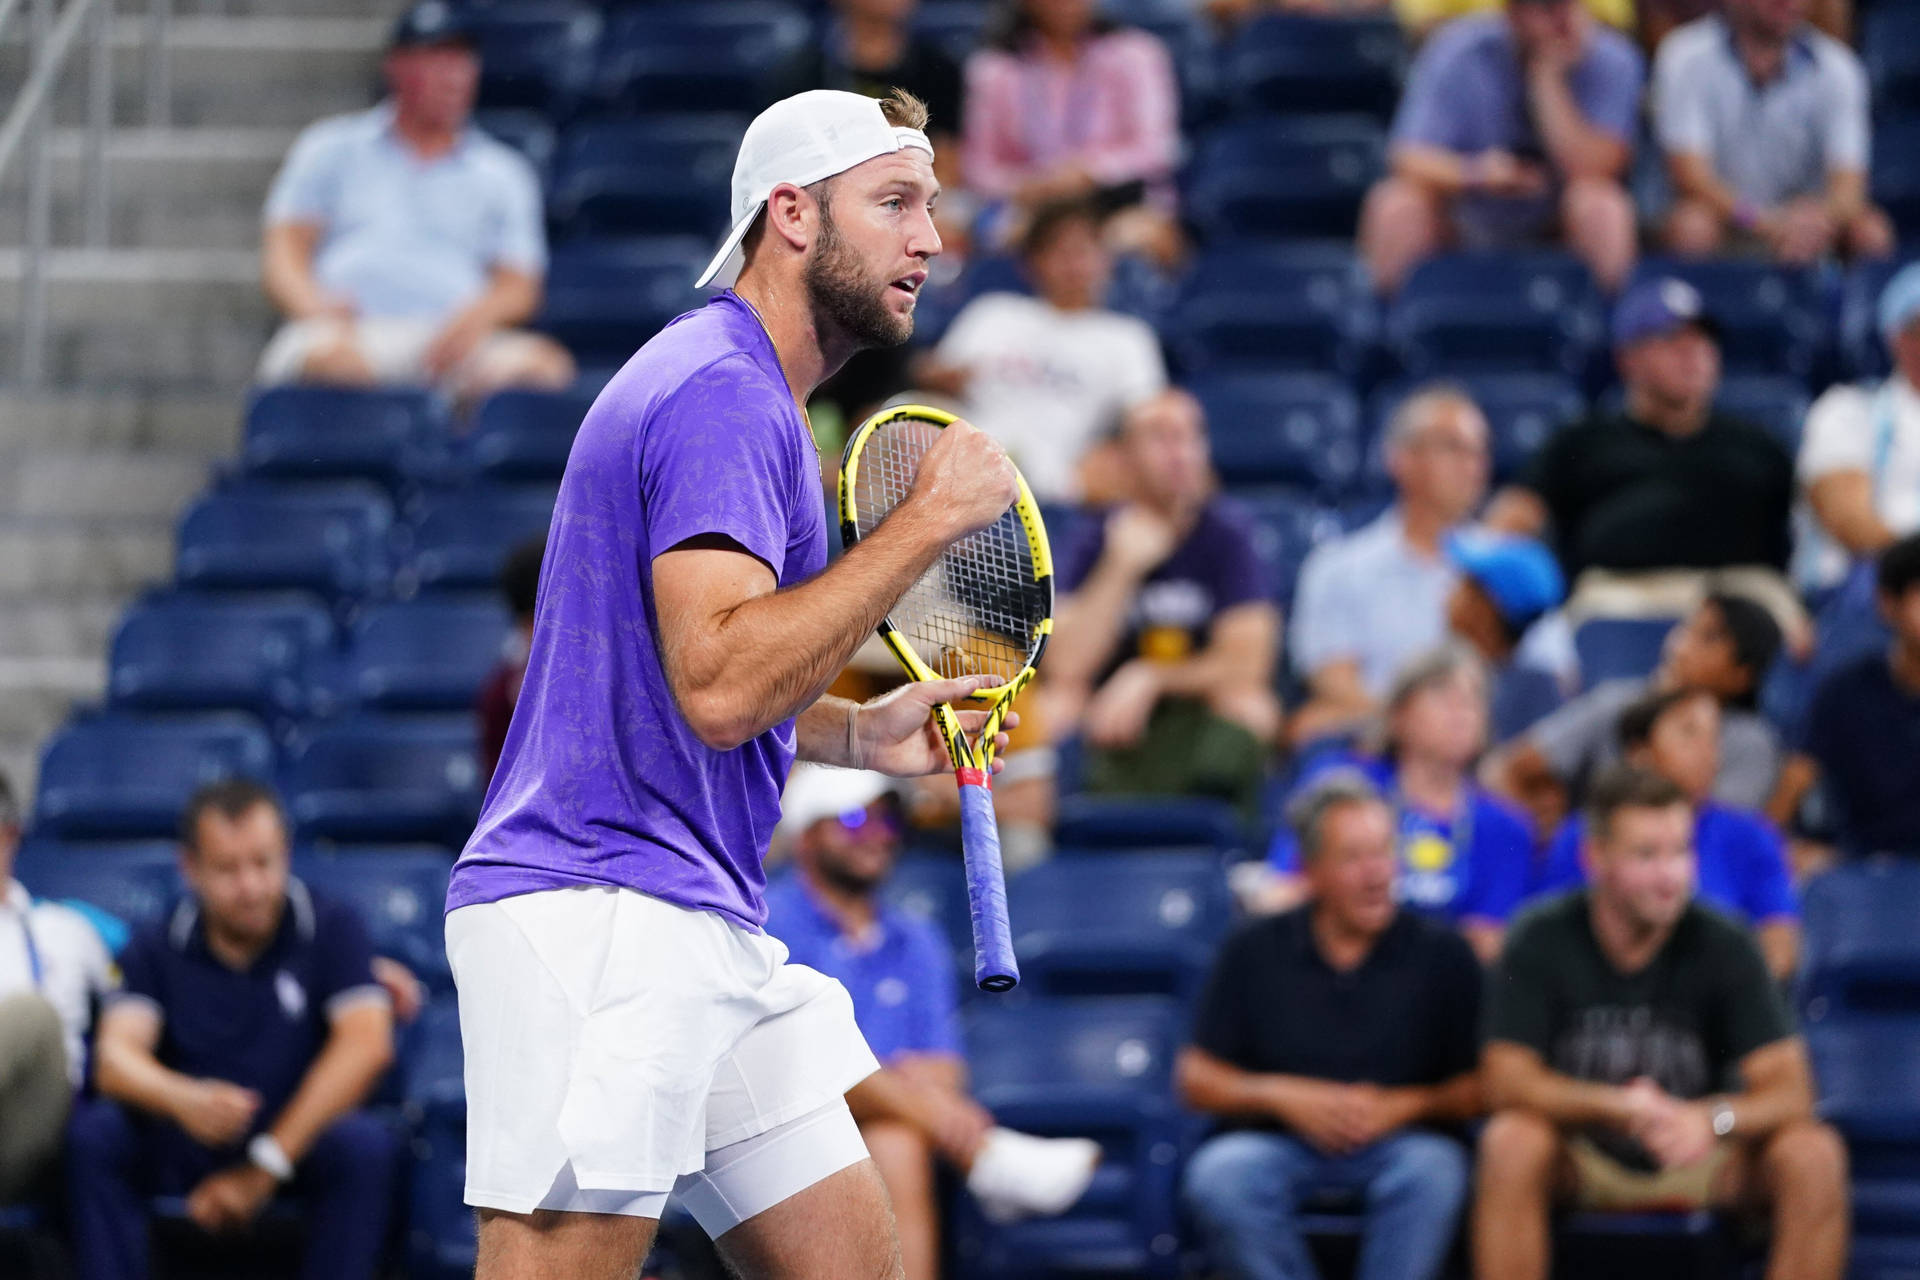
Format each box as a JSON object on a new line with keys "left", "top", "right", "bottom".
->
{"left": 1476, "top": 765, "right": 1847, "bottom": 1280}
{"left": 1177, "top": 772, "right": 1483, "bottom": 1280}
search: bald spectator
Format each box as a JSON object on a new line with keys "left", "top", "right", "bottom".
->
{"left": 1654, "top": 0, "right": 1891, "bottom": 263}
{"left": 1289, "top": 386, "right": 1491, "bottom": 747}
{"left": 1360, "top": 0, "right": 1643, "bottom": 295}
{"left": 1047, "top": 390, "right": 1280, "bottom": 814}
{"left": 257, "top": 2, "right": 574, "bottom": 402}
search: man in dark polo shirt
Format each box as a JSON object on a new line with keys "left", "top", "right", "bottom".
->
{"left": 65, "top": 779, "right": 398, "bottom": 1280}
{"left": 1475, "top": 765, "right": 1847, "bottom": 1280}
{"left": 1177, "top": 771, "right": 1483, "bottom": 1280}
{"left": 1486, "top": 278, "right": 1795, "bottom": 614}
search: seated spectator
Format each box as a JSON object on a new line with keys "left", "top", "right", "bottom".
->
{"left": 765, "top": 768, "right": 1100, "bottom": 1280}
{"left": 912, "top": 197, "right": 1167, "bottom": 503}
{"left": 0, "top": 770, "right": 116, "bottom": 1204}
{"left": 1397, "top": 0, "right": 1632, "bottom": 39}
{"left": 1486, "top": 278, "right": 1801, "bottom": 632}
{"left": 1290, "top": 385, "right": 1491, "bottom": 747}
{"left": 1653, "top": 0, "right": 1891, "bottom": 263}
{"left": 1445, "top": 530, "right": 1570, "bottom": 740}
{"left": 1638, "top": 0, "right": 1851, "bottom": 58}
{"left": 1785, "top": 533, "right": 1920, "bottom": 857}
{"left": 961, "top": 0, "right": 1182, "bottom": 261}
{"left": 1262, "top": 647, "right": 1535, "bottom": 961}
{"left": 1530, "top": 687, "right": 1801, "bottom": 977}
{"left": 1485, "top": 590, "right": 1785, "bottom": 832}
{"left": 1797, "top": 265, "right": 1920, "bottom": 594}
{"left": 1359, "top": 0, "right": 1642, "bottom": 295}
{"left": 1046, "top": 390, "right": 1279, "bottom": 814}
{"left": 257, "top": 2, "right": 574, "bottom": 402}
{"left": 478, "top": 535, "right": 545, "bottom": 782}
{"left": 1475, "top": 765, "right": 1847, "bottom": 1280}
{"left": 67, "top": 780, "right": 398, "bottom": 1280}
{"left": 1179, "top": 772, "right": 1482, "bottom": 1280}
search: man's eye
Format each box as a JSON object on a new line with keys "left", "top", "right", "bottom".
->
{"left": 885, "top": 198, "right": 903, "bottom": 210}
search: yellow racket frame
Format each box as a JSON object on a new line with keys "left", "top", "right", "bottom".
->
{"left": 838, "top": 403, "right": 1054, "bottom": 774}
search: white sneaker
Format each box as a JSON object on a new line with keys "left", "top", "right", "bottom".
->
{"left": 965, "top": 1127, "right": 1102, "bottom": 1224}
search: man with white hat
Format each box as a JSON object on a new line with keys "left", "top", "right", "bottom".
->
{"left": 445, "top": 88, "right": 1020, "bottom": 1278}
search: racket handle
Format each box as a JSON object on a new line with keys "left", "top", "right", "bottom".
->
{"left": 957, "top": 769, "right": 1020, "bottom": 993}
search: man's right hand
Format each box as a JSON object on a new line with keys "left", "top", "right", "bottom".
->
{"left": 1272, "top": 1079, "right": 1374, "bottom": 1155}
{"left": 173, "top": 1078, "right": 262, "bottom": 1148}
{"left": 1470, "top": 150, "right": 1551, "bottom": 199}
{"left": 1102, "top": 505, "right": 1180, "bottom": 577}
{"left": 905, "top": 418, "right": 1020, "bottom": 542}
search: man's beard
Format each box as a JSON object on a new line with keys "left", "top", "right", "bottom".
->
{"left": 803, "top": 205, "right": 913, "bottom": 351}
{"left": 814, "top": 852, "right": 886, "bottom": 898}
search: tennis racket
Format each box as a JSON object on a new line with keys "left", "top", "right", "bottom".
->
{"left": 839, "top": 404, "right": 1053, "bottom": 992}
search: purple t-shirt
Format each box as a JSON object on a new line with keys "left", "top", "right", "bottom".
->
{"left": 447, "top": 292, "right": 827, "bottom": 930}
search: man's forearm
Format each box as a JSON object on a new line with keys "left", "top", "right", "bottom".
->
{"left": 451, "top": 269, "right": 541, "bottom": 331}
{"left": 96, "top": 1042, "right": 197, "bottom": 1123}
{"left": 1529, "top": 71, "right": 1625, "bottom": 179}
{"left": 796, "top": 696, "right": 862, "bottom": 767}
{"left": 1391, "top": 146, "right": 1470, "bottom": 197}
{"left": 1396, "top": 1072, "right": 1483, "bottom": 1125}
{"left": 266, "top": 1023, "right": 392, "bottom": 1164}
{"left": 1049, "top": 558, "right": 1148, "bottom": 688}
{"left": 1488, "top": 1054, "right": 1630, "bottom": 1129}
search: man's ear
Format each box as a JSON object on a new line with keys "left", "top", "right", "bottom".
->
{"left": 762, "top": 183, "right": 817, "bottom": 256}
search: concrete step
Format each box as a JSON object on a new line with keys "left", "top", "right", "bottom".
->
{"left": 0, "top": 448, "right": 213, "bottom": 521}
{"left": 0, "top": 128, "right": 293, "bottom": 251}
{"left": 117, "top": 0, "right": 401, "bottom": 16}
{"left": 0, "top": 519, "right": 174, "bottom": 595}
{"left": 0, "top": 389, "right": 239, "bottom": 453}
{"left": 0, "top": 662, "right": 104, "bottom": 744}
{"left": 0, "top": 248, "right": 270, "bottom": 388}
{"left": 0, "top": 594, "right": 126, "bottom": 663}
{"left": 1, "top": 740, "right": 42, "bottom": 821}
{"left": 2, "top": 17, "right": 386, "bottom": 131}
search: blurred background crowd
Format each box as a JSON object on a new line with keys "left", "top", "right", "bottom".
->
{"left": 6, "top": 0, "right": 1920, "bottom": 1274}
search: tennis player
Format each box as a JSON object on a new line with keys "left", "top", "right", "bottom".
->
{"left": 444, "top": 88, "right": 1017, "bottom": 1279}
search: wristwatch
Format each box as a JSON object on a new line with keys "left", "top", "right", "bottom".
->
{"left": 247, "top": 1133, "right": 295, "bottom": 1183}
{"left": 1710, "top": 1099, "right": 1737, "bottom": 1139}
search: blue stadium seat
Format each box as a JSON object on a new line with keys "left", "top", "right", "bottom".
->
{"left": 283, "top": 718, "right": 483, "bottom": 848}
{"left": 468, "top": 387, "right": 596, "bottom": 481}
{"left": 107, "top": 595, "right": 334, "bottom": 722}
{"left": 472, "top": 109, "right": 556, "bottom": 185}
{"left": 537, "top": 238, "right": 710, "bottom": 368}
{"left": 1227, "top": 486, "right": 1348, "bottom": 610}
{"left": 1185, "top": 117, "right": 1385, "bottom": 242}
{"left": 1800, "top": 861, "right": 1920, "bottom": 1021}
{"left": 1839, "top": 257, "right": 1915, "bottom": 381}
{"left": 1809, "top": 1019, "right": 1920, "bottom": 1150}
{"left": 12, "top": 842, "right": 182, "bottom": 934}
{"left": 594, "top": 4, "right": 810, "bottom": 116}
{"left": 1189, "top": 373, "right": 1365, "bottom": 495}
{"left": 910, "top": 0, "right": 990, "bottom": 63}
{"left": 1573, "top": 616, "right": 1675, "bottom": 687}
{"left": 1390, "top": 252, "right": 1603, "bottom": 381}
{"left": 1219, "top": 14, "right": 1404, "bottom": 120}
{"left": 1010, "top": 853, "right": 1231, "bottom": 1000}
{"left": 1626, "top": 258, "right": 1824, "bottom": 379}
{"left": 1714, "top": 374, "right": 1810, "bottom": 454}
{"left": 1872, "top": 115, "right": 1920, "bottom": 242}
{"left": 34, "top": 715, "right": 276, "bottom": 840}
{"left": 175, "top": 485, "right": 394, "bottom": 601}
{"left": 294, "top": 850, "right": 454, "bottom": 991}
{"left": 1164, "top": 243, "right": 1364, "bottom": 378}
{"left": 406, "top": 486, "right": 555, "bottom": 592}
{"left": 548, "top": 116, "right": 742, "bottom": 241}
{"left": 466, "top": 2, "right": 601, "bottom": 116}
{"left": 1369, "top": 373, "right": 1583, "bottom": 486}
{"left": 403, "top": 1001, "right": 473, "bottom": 1280}
{"left": 1864, "top": 8, "right": 1920, "bottom": 116}
{"left": 880, "top": 853, "right": 969, "bottom": 968}
{"left": 345, "top": 599, "right": 511, "bottom": 712}
{"left": 958, "top": 997, "right": 1188, "bottom": 1279}
{"left": 1054, "top": 792, "right": 1246, "bottom": 853}
{"left": 240, "top": 386, "right": 445, "bottom": 488}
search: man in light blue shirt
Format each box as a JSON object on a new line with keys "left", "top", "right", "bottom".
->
{"left": 257, "top": 1, "right": 573, "bottom": 400}
{"left": 1654, "top": 0, "right": 1892, "bottom": 264}
{"left": 1289, "top": 385, "right": 1491, "bottom": 747}
{"left": 1359, "top": 0, "right": 1643, "bottom": 295}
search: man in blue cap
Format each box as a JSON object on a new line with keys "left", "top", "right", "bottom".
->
{"left": 256, "top": 0, "right": 575, "bottom": 401}
{"left": 1797, "top": 262, "right": 1920, "bottom": 592}
{"left": 1487, "top": 276, "right": 1799, "bottom": 633}
{"left": 1446, "top": 531, "right": 1568, "bottom": 741}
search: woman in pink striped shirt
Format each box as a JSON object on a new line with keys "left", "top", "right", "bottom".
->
{"left": 962, "top": 0, "right": 1183, "bottom": 252}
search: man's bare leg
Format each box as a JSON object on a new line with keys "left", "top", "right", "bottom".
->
{"left": 474, "top": 1207, "right": 657, "bottom": 1280}
{"left": 714, "top": 1159, "right": 904, "bottom": 1280}
{"left": 1474, "top": 1110, "right": 1564, "bottom": 1280}
{"left": 860, "top": 1121, "right": 940, "bottom": 1280}
{"left": 1757, "top": 1120, "right": 1850, "bottom": 1280}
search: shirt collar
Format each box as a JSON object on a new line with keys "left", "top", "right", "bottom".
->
{"left": 792, "top": 871, "right": 889, "bottom": 954}
{"left": 168, "top": 877, "right": 316, "bottom": 962}
{"left": 372, "top": 100, "right": 474, "bottom": 161}
{"left": 1719, "top": 18, "right": 1817, "bottom": 87}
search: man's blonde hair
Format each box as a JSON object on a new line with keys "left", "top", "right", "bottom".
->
{"left": 878, "top": 87, "right": 930, "bottom": 133}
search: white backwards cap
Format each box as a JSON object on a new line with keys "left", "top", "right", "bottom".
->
{"left": 694, "top": 90, "right": 935, "bottom": 290}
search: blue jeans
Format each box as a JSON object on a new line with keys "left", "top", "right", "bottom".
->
{"left": 1182, "top": 1128, "right": 1469, "bottom": 1280}
{"left": 63, "top": 1098, "right": 398, "bottom": 1280}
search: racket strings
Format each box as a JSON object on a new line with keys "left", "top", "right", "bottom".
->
{"left": 852, "top": 421, "right": 1045, "bottom": 683}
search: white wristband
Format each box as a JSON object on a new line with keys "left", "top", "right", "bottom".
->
{"left": 247, "top": 1133, "right": 294, "bottom": 1183}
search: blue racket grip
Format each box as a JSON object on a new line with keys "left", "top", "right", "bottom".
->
{"left": 957, "top": 770, "right": 1019, "bottom": 992}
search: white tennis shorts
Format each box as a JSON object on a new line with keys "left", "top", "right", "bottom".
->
{"left": 447, "top": 886, "right": 881, "bottom": 1229}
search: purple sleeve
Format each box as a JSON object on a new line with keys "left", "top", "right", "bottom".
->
{"left": 640, "top": 355, "right": 806, "bottom": 575}
{"left": 1533, "top": 819, "right": 1586, "bottom": 896}
{"left": 1737, "top": 817, "right": 1801, "bottom": 922}
{"left": 1457, "top": 796, "right": 1534, "bottom": 923}
{"left": 1573, "top": 31, "right": 1647, "bottom": 145}
{"left": 1391, "top": 24, "right": 1474, "bottom": 151}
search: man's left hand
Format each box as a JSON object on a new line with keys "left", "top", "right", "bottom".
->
{"left": 1082, "top": 661, "right": 1162, "bottom": 750}
{"left": 422, "top": 310, "right": 496, "bottom": 379}
{"left": 186, "top": 1164, "right": 278, "bottom": 1234}
{"left": 855, "top": 677, "right": 1017, "bottom": 777}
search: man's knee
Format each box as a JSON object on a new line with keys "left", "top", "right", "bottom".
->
{"left": 1562, "top": 178, "right": 1633, "bottom": 234}
{"left": 65, "top": 1098, "right": 137, "bottom": 1170}
{"left": 1374, "top": 1133, "right": 1470, "bottom": 1211}
{"left": 1848, "top": 205, "right": 1897, "bottom": 259}
{"left": 1478, "top": 1110, "right": 1563, "bottom": 1187}
{"left": 1206, "top": 685, "right": 1281, "bottom": 744}
{"left": 1364, "top": 176, "right": 1445, "bottom": 234}
{"left": 298, "top": 332, "right": 376, "bottom": 385}
{"left": 1664, "top": 199, "right": 1726, "bottom": 256}
{"left": 1182, "top": 1132, "right": 1305, "bottom": 1216}
{"left": 1761, "top": 1119, "right": 1848, "bottom": 1206}
{"left": 303, "top": 1111, "right": 400, "bottom": 1185}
